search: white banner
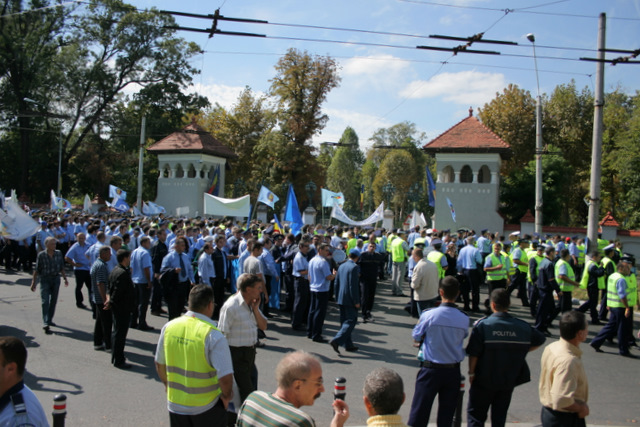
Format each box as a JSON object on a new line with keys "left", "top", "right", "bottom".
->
{"left": 0, "top": 200, "right": 40, "bottom": 241}
{"left": 204, "top": 193, "right": 251, "bottom": 217}
{"left": 331, "top": 202, "right": 384, "bottom": 226}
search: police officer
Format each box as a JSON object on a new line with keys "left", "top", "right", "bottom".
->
{"left": 590, "top": 254, "right": 637, "bottom": 357}
{"left": 598, "top": 245, "right": 617, "bottom": 322}
{"left": 466, "top": 289, "right": 546, "bottom": 427}
{"left": 508, "top": 238, "right": 530, "bottom": 307}
{"left": 527, "top": 243, "right": 545, "bottom": 318}
{"left": 484, "top": 243, "right": 509, "bottom": 310}
{"left": 555, "top": 249, "right": 580, "bottom": 313}
{"left": 577, "top": 251, "right": 606, "bottom": 325}
{"left": 534, "top": 246, "right": 559, "bottom": 336}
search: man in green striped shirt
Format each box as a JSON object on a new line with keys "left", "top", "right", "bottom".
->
{"left": 237, "top": 351, "right": 349, "bottom": 427}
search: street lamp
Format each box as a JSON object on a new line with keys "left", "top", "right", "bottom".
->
{"left": 304, "top": 181, "right": 317, "bottom": 209}
{"left": 527, "top": 33, "right": 543, "bottom": 236}
{"left": 408, "top": 182, "right": 421, "bottom": 211}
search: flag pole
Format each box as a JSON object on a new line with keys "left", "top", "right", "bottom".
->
{"left": 250, "top": 180, "right": 264, "bottom": 223}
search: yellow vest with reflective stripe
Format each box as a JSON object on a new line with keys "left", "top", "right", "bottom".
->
{"left": 386, "top": 235, "right": 397, "bottom": 251}
{"left": 602, "top": 257, "right": 615, "bottom": 279}
{"left": 576, "top": 244, "right": 585, "bottom": 265}
{"left": 391, "top": 238, "right": 407, "bottom": 262}
{"left": 511, "top": 247, "right": 529, "bottom": 273}
{"left": 346, "top": 238, "right": 357, "bottom": 254}
{"left": 554, "top": 259, "right": 575, "bottom": 291}
{"left": 486, "top": 253, "right": 506, "bottom": 281}
{"left": 527, "top": 253, "right": 544, "bottom": 283}
{"left": 164, "top": 316, "right": 221, "bottom": 407}
{"left": 427, "top": 250, "right": 445, "bottom": 279}
{"left": 628, "top": 273, "right": 637, "bottom": 306}
{"left": 597, "top": 239, "right": 608, "bottom": 254}
{"left": 580, "top": 260, "right": 605, "bottom": 290}
{"left": 607, "top": 272, "right": 627, "bottom": 308}
{"left": 502, "top": 250, "right": 516, "bottom": 275}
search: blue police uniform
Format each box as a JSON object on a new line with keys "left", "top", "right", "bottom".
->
{"left": 466, "top": 312, "right": 546, "bottom": 426}
{"left": 408, "top": 302, "right": 469, "bottom": 427}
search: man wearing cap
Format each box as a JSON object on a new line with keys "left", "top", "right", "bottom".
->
{"left": 330, "top": 248, "right": 361, "bottom": 354}
{"left": 555, "top": 249, "right": 580, "bottom": 314}
{"left": 577, "top": 251, "right": 605, "bottom": 325}
{"left": 598, "top": 244, "right": 617, "bottom": 322}
{"left": 150, "top": 228, "right": 168, "bottom": 316}
{"left": 534, "top": 246, "right": 560, "bottom": 336}
{"left": 484, "top": 243, "right": 509, "bottom": 309}
{"left": 457, "top": 236, "right": 483, "bottom": 312}
{"left": 590, "top": 254, "right": 637, "bottom": 357}
{"left": 390, "top": 230, "right": 409, "bottom": 297}
{"left": 527, "top": 243, "right": 545, "bottom": 318}
{"left": 508, "top": 239, "right": 530, "bottom": 307}
{"left": 426, "top": 238, "right": 447, "bottom": 281}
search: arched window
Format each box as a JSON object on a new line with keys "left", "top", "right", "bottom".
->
{"left": 175, "top": 164, "right": 184, "bottom": 178}
{"left": 441, "top": 165, "right": 454, "bottom": 183}
{"left": 478, "top": 165, "right": 491, "bottom": 183}
{"left": 460, "top": 165, "right": 473, "bottom": 183}
{"left": 187, "top": 164, "right": 196, "bottom": 178}
{"left": 162, "top": 164, "right": 170, "bottom": 178}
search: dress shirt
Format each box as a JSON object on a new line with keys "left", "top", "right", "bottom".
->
{"left": 161, "top": 250, "right": 195, "bottom": 283}
{"left": 65, "top": 242, "right": 92, "bottom": 270}
{"left": 130, "top": 246, "right": 153, "bottom": 284}
{"left": 218, "top": 292, "right": 259, "bottom": 347}
{"left": 237, "top": 249, "right": 250, "bottom": 275}
{"left": 539, "top": 338, "right": 588, "bottom": 411}
{"left": 292, "top": 252, "right": 309, "bottom": 279}
{"left": 457, "top": 245, "right": 482, "bottom": 270}
{"left": 411, "top": 258, "right": 440, "bottom": 302}
{"left": 260, "top": 248, "right": 278, "bottom": 278}
{"left": 309, "top": 255, "right": 331, "bottom": 292}
{"left": 412, "top": 302, "right": 468, "bottom": 364}
{"left": 198, "top": 251, "right": 216, "bottom": 284}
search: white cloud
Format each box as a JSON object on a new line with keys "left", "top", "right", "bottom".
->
{"left": 187, "top": 83, "right": 266, "bottom": 110}
{"left": 343, "top": 54, "right": 410, "bottom": 76}
{"left": 399, "top": 71, "right": 506, "bottom": 106}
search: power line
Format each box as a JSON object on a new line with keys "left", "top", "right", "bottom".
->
{"left": 397, "top": 0, "right": 640, "bottom": 21}
{"left": 0, "top": 0, "right": 82, "bottom": 19}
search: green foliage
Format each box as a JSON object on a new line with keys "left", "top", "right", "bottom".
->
{"left": 326, "top": 127, "right": 365, "bottom": 214}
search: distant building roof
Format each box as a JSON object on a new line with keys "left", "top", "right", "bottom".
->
{"left": 423, "top": 108, "right": 511, "bottom": 158}
{"left": 147, "top": 121, "right": 237, "bottom": 159}
{"left": 600, "top": 211, "right": 620, "bottom": 227}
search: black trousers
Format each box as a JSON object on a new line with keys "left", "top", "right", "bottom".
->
{"left": 283, "top": 272, "right": 295, "bottom": 312}
{"left": 360, "top": 277, "right": 377, "bottom": 318}
{"left": 541, "top": 406, "right": 585, "bottom": 427}
{"left": 308, "top": 291, "right": 329, "bottom": 340}
{"left": 467, "top": 383, "right": 514, "bottom": 427}
{"left": 212, "top": 277, "right": 226, "bottom": 320}
{"left": 74, "top": 270, "right": 92, "bottom": 306}
{"left": 528, "top": 282, "right": 540, "bottom": 318}
{"left": 598, "top": 288, "right": 608, "bottom": 320}
{"left": 408, "top": 365, "right": 460, "bottom": 427}
{"left": 166, "top": 281, "right": 189, "bottom": 321}
{"left": 591, "top": 307, "right": 631, "bottom": 354}
{"left": 229, "top": 346, "right": 257, "bottom": 404}
{"left": 486, "top": 279, "right": 507, "bottom": 307}
{"left": 535, "top": 288, "right": 555, "bottom": 332}
{"left": 292, "top": 277, "right": 309, "bottom": 328}
{"left": 134, "top": 282, "right": 151, "bottom": 327}
{"left": 507, "top": 270, "right": 529, "bottom": 306}
{"left": 463, "top": 268, "right": 481, "bottom": 310}
{"left": 169, "top": 397, "right": 227, "bottom": 427}
{"left": 94, "top": 306, "right": 112, "bottom": 348}
{"left": 558, "top": 290, "right": 573, "bottom": 313}
{"left": 150, "top": 277, "right": 163, "bottom": 312}
{"left": 577, "top": 285, "right": 600, "bottom": 322}
{"left": 111, "top": 308, "right": 130, "bottom": 366}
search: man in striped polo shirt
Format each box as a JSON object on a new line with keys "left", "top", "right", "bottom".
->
{"left": 236, "top": 351, "right": 349, "bottom": 427}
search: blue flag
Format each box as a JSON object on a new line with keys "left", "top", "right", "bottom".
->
{"left": 109, "top": 197, "right": 130, "bottom": 213}
{"left": 446, "top": 197, "right": 456, "bottom": 223}
{"left": 426, "top": 166, "right": 436, "bottom": 207}
{"left": 284, "top": 184, "right": 303, "bottom": 236}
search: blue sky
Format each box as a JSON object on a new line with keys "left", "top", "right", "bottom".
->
{"left": 124, "top": 0, "right": 640, "bottom": 148}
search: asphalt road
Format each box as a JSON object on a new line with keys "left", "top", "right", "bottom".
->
{"left": 1, "top": 268, "right": 638, "bottom": 426}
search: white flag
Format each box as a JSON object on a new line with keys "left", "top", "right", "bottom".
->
{"left": 83, "top": 194, "right": 92, "bottom": 212}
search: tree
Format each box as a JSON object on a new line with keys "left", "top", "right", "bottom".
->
{"left": 326, "top": 127, "right": 364, "bottom": 214}
{"left": 0, "top": 0, "right": 204, "bottom": 201}
{"left": 269, "top": 48, "right": 341, "bottom": 147}
{"left": 373, "top": 150, "right": 416, "bottom": 220}
{"left": 478, "top": 84, "right": 536, "bottom": 170}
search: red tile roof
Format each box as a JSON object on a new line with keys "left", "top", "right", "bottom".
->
{"left": 520, "top": 209, "right": 535, "bottom": 223}
{"left": 599, "top": 211, "right": 620, "bottom": 227}
{"left": 423, "top": 114, "right": 511, "bottom": 158}
{"left": 147, "top": 122, "right": 237, "bottom": 159}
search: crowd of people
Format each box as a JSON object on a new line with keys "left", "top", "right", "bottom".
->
{"left": 1, "top": 213, "right": 638, "bottom": 426}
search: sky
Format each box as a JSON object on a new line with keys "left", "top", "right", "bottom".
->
{"left": 121, "top": 0, "right": 640, "bottom": 149}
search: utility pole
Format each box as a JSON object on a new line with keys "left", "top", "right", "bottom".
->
{"left": 586, "top": 13, "right": 606, "bottom": 252}
{"left": 527, "top": 33, "right": 543, "bottom": 237}
{"left": 136, "top": 115, "right": 146, "bottom": 213}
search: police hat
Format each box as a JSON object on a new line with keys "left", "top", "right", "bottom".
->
{"left": 604, "top": 243, "right": 615, "bottom": 252}
{"left": 620, "top": 254, "right": 634, "bottom": 264}
{"left": 431, "top": 238, "right": 443, "bottom": 246}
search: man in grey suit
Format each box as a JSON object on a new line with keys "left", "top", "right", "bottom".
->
{"left": 330, "top": 249, "right": 361, "bottom": 354}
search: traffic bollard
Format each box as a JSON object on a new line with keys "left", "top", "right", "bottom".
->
{"left": 52, "top": 394, "right": 66, "bottom": 427}
{"left": 452, "top": 375, "right": 465, "bottom": 427}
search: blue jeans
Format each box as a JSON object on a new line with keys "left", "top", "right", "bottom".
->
{"left": 40, "top": 276, "right": 61, "bottom": 326}
{"left": 332, "top": 305, "right": 358, "bottom": 348}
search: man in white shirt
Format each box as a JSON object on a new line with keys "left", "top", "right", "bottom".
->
{"left": 218, "top": 273, "right": 268, "bottom": 404}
